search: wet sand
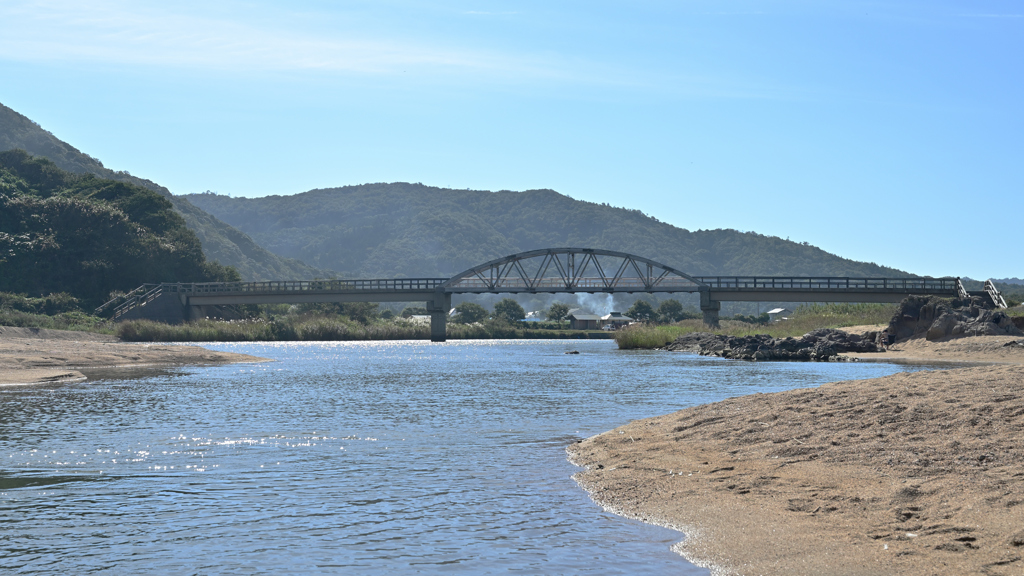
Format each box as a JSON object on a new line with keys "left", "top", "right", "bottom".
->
{"left": 0, "top": 326, "right": 269, "bottom": 385}
{"left": 569, "top": 335, "right": 1024, "bottom": 575}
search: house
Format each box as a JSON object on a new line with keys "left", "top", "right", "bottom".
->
{"left": 767, "top": 308, "right": 792, "bottom": 322}
{"left": 600, "top": 312, "right": 633, "bottom": 329}
{"left": 567, "top": 311, "right": 602, "bottom": 330}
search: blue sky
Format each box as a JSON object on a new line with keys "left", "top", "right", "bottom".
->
{"left": 1, "top": 0, "right": 1021, "bottom": 279}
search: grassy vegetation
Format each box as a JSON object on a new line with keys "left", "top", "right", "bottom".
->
{"left": 615, "top": 324, "right": 693, "bottom": 350}
{"left": 616, "top": 303, "right": 898, "bottom": 350}
{"left": 0, "top": 308, "right": 115, "bottom": 334}
{"left": 115, "top": 315, "right": 614, "bottom": 342}
{"left": 0, "top": 292, "right": 115, "bottom": 334}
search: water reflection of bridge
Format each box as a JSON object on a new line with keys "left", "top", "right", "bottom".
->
{"left": 108, "top": 248, "right": 964, "bottom": 342}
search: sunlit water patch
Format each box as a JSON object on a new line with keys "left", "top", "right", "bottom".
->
{"left": 1, "top": 340, "right": 941, "bottom": 574}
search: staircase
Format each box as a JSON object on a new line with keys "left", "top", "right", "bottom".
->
{"left": 984, "top": 280, "right": 1008, "bottom": 309}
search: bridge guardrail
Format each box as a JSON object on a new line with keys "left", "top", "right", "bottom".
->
{"left": 182, "top": 278, "right": 449, "bottom": 294}
{"left": 109, "top": 275, "right": 963, "bottom": 320}
{"left": 446, "top": 277, "right": 702, "bottom": 291}
{"left": 694, "top": 277, "right": 960, "bottom": 292}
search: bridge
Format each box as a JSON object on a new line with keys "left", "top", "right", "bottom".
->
{"left": 105, "top": 248, "right": 967, "bottom": 342}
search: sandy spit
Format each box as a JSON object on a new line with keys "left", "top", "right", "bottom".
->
{"left": 0, "top": 326, "right": 269, "bottom": 385}
{"left": 569, "top": 338, "right": 1024, "bottom": 576}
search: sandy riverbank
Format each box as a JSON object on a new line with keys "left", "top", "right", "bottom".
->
{"left": 0, "top": 326, "right": 269, "bottom": 385}
{"left": 569, "top": 335, "right": 1024, "bottom": 575}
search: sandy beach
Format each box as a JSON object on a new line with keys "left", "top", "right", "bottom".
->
{"left": 569, "top": 334, "right": 1024, "bottom": 575}
{"left": 0, "top": 326, "right": 269, "bottom": 385}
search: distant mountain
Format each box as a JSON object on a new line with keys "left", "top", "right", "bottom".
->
{"left": 0, "top": 102, "right": 331, "bottom": 281}
{"left": 184, "top": 184, "right": 912, "bottom": 279}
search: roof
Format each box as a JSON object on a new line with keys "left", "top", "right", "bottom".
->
{"left": 569, "top": 313, "right": 602, "bottom": 321}
{"left": 767, "top": 308, "right": 791, "bottom": 314}
{"left": 601, "top": 313, "right": 633, "bottom": 321}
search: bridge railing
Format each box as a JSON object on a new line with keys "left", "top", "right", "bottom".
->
{"left": 694, "top": 277, "right": 960, "bottom": 291}
{"left": 446, "top": 277, "right": 702, "bottom": 291}
{"left": 171, "top": 278, "right": 449, "bottom": 295}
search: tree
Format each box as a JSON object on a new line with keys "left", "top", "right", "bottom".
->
{"left": 658, "top": 299, "right": 685, "bottom": 323}
{"left": 547, "top": 301, "right": 570, "bottom": 328}
{"left": 342, "top": 302, "right": 379, "bottom": 323}
{"left": 626, "top": 299, "right": 655, "bottom": 322}
{"left": 454, "top": 302, "right": 488, "bottom": 323}
{"left": 493, "top": 298, "right": 526, "bottom": 323}
{"left": 401, "top": 306, "right": 428, "bottom": 318}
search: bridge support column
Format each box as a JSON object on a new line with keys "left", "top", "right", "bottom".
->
{"left": 427, "top": 291, "right": 452, "bottom": 343}
{"left": 699, "top": 289, "right": 720, "bottom": 329}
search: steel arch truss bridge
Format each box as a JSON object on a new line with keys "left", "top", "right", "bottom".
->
{"left": 104, "top": 246, "right": 968, "bottom": 342}
{"left": 442, "top": 248, "right": 703, "bottom": 294}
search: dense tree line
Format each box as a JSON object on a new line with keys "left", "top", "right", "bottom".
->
{"left": 1, "top": 102, "right": 329, "bottom": 282}
{"left": 0, "top": 150, "right": 238, "bottom": 308}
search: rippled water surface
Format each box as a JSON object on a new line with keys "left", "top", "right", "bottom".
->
{"left": 1, "top": 340, "right": 939, "bottom": 574}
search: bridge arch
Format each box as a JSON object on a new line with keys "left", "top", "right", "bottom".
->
{"left": 442, "top": 248, "right": 706, "bottom": 294}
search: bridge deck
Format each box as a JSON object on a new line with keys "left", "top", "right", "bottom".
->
{"left": 98, "top": 245, "right": 968, "bottom": 343}
{"left": 109, "top": 276, "right": 960, "bottom": 316}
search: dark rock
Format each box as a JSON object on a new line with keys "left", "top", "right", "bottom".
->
{"left": 888, "top": 296, "right": 1023, "bottom": 343}
{"left": 665, "top": 328, "right": 879, "bottom": 362}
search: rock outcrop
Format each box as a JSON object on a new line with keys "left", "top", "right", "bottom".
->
{"left": 665, "top": 328, "right": 879, "bottom": 362}
{"left": 887, "top": 296, "right": 1023, "bottom": 342}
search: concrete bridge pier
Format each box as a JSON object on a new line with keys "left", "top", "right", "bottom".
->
{"left": 427, "top": 291, "right": 452, "bottom": 342}
{"left": 700, "top": 289, "right": 721, "bottom": 328}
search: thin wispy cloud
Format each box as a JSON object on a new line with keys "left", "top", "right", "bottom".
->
{"left": 0, "top": 0, "right": 535, "bottom": 76}
{"left": 0, "top": 0, "right": 802, "bottom": 100}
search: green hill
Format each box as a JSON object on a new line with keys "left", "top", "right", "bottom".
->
{"left": 184, "top": 184, "right": 910, "bottom": 279}
{"left": 0, "top": 102, "right": 331, "bottom": 281}
{"left": 0, "top": 150, "right": 235, "bottom": 307}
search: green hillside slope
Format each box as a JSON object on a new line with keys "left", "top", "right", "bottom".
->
{"left": 184, "top": 183, "right": 911, "bottom": 279}
{"left": 0, "top": 150, "right": 235, "bottom": 306}
{"left": 0, "top": 102, "right": 330, "bottom": 281}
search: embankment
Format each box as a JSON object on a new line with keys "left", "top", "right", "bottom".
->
{"left": 569, "top": 342, "right": 1024, "bottom": 575}
{"left": 0, "top": 326, "right": 268, "bottom": 385}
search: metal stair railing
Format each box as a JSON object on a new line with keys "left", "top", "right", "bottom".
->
{"left": 95, "top": 284, "right": 157, "bottom": 315}
{"left": 984, "top": 280, "right": 1008, "bottom": 309}
{"left": 112, "top": 283, "right": 174, "bottom": 320}
{"left": 956, "top": 278, "right": 970, "bottom": 300}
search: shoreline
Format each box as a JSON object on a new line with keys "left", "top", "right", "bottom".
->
{"left": 0, "top": 326, "right": 270, "bottom": 385}
{"left": 569, "top": 335, "right": 1024, "bottom": 575}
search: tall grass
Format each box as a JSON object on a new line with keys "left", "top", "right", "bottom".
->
{"left": 0, "top": 308, "right": 115, "bottom": 334}
{"left": 616, "top": 303, "right": 897, "bottom": 349}
{"left": 116, "top": 316, "right": 612, "bottom": 342}
{"left": 615, "top": 324, "right": 696, "bottom": 349}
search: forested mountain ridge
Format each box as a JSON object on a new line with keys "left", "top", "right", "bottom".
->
{"left": 0, "top": 102, "right": 330, "bottom": 281}
{"left": 184, "top": 183, "right": 911, "bottom": 279}
{"left": 0, "top": 150, "right": 235, "bottom": 306}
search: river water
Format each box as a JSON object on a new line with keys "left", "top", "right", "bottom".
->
{"left": 1, "top": 340, "right": 940, "bottom": 574}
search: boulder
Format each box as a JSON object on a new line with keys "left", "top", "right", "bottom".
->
{"left": 665, "top": 328, "right": 879, "bottom": 362}
{"left": 887, "top": 296, "right": 1023, "bottom": 342}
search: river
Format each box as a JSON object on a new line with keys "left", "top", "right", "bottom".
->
{"left": 1, "top": 340, "right": 940, "bottom": 574}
